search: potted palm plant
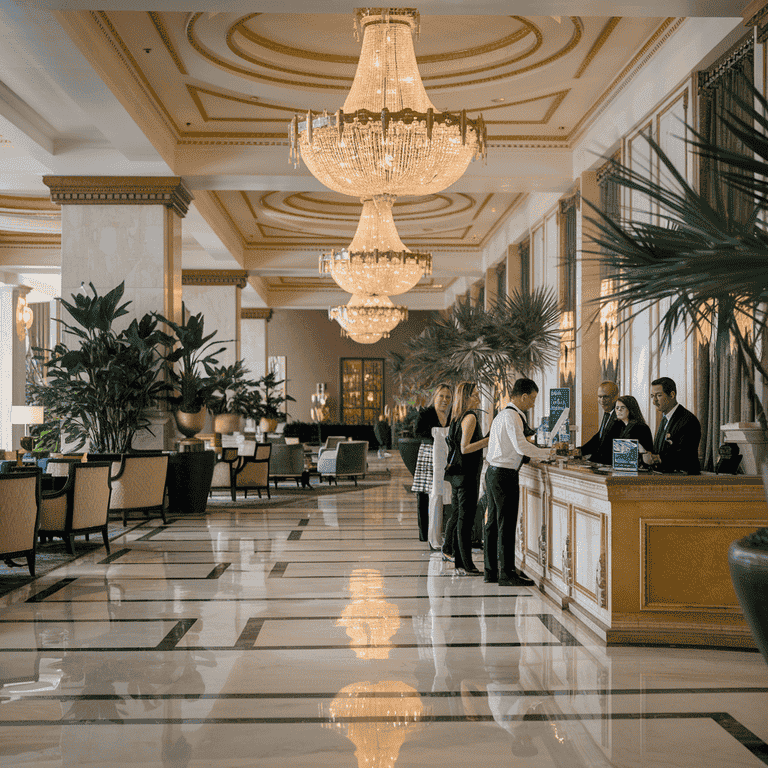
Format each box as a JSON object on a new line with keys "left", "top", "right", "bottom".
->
{"left": 255, "top": 371, "right": 296, "bottom": 434}
{"left": 204, "top": 360, "right": 255, "bottom": 434}
{"left": 37, "top": 282, "right": 169, "bottom": 453}
{"left": 156, "top": 305, "right": 226, "bottom": 440}
{"left": 583, "top": 77, "right": 768, "bottom": 664}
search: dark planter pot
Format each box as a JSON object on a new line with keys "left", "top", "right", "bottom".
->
{"left": 167, "top": 450, "right": 216, "bottom": 517}
{"left": 398, "top": 437, "right": 421, "bottom": 477}
{"left": 729, "top": 527, "right": 768, "bottom": 666}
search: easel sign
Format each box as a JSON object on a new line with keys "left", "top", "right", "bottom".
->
{"left": 549, "top": 387, "right": 570, "bottom": 442}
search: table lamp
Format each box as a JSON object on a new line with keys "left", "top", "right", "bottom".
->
{"left": 11, "top": 405, "right": 45, "bottom": 459}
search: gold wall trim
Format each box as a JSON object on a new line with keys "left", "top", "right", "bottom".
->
{"left": 182, "top": 269, "right": 248, "bottom": 288}
{"left": 148, "top": 11, "right": 188, "bottom": 75}
{"left": 241, "top": 307, "right": 273, "bottom": 320}
{"left": 0, "top": 230, "right": 60, "bottom": 247}
{"left": 43, "top": 176, "right": 193, "bottom": 217}
{"left": 569, "top": 18, "right": 683, "bottom": 145}
{"left": 574, "top": 17, "right": 620, "bottom": 79}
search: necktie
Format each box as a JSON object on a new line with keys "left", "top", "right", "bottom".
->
{"left": 653, "top": 415, "right": 668, "bottom": 454}
{"left": 599, "top": 412, "right": 610, "bottom": 438}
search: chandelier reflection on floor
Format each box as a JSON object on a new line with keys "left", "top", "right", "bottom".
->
{"left": 330, "top": 294, "right": 408, "bottom": 340}
{"left": 290, "top": 7, "right": 487, "bottom": 198}
{"left": 320, "top": 196, "right": 431, "bottom": 296}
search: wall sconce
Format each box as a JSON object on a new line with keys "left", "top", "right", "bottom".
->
{"left": 16, "top": 295, "right": 33, "bottom": 342}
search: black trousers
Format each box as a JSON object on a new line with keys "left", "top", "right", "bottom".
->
{"left": 484, "top": 465, "right": 521, "bottom": 581}
{"left": 450, "top": 474, "right": 480, "bottom": 570}
{"left": 417, "top": 491, "right": 429, "bottom": 541}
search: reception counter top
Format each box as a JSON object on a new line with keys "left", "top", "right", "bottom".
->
{"left": 516, "top": 462, "right": 767, "bottom": 649}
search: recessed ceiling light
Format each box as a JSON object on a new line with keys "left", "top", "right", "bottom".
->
{"left": 491, "top": 98, "right": 506, "bottom": 103}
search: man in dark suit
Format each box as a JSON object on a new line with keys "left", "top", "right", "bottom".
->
{"left": 573, "top": 381, "right": 622, "bottom": 465}
{"left": 642, "top": 376, "right": 701, "bottom": 475}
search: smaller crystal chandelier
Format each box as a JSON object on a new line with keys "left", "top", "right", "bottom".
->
{"left": 330, "top": 294, "right": 407, "bottom": 339}
{"left": 320, "top": 196, "right": 431, "bottom": 296}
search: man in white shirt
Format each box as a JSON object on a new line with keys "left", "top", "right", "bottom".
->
{"left": 484, "top": 378, "right": 553, "bottom": 586}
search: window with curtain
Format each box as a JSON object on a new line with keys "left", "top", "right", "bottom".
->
{"left": 697, "top": 33, "right": 755, "bottom": 470}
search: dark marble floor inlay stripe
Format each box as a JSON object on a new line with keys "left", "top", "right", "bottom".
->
{"left": 134, "top": 527, "right": 171, "bottom": 542}
{"left": 269, "top": 562, "right": 288, "bottom": 578}
{"left": 713, "top": 712, "right": 768, "bottom": 764}
{"left": 298, "top": 519, "right": 309, "bottom": 526}
{"left": 98, "top": 548, "right": 132, "bottom": 564}
{"left": 155, "top": 619, "right": 198, "bottom": 651}
{"left": 26, "top": 578, "right": 78, "bottom": 603}
{"left": 538, "top": 614, "right": 581, "bottom": 646}
{"left": 234, "top": 618, "right": 266, "bottom": 648}
{"left": 287, "top": 530, "right": 303, "bottom": 540}
{"left": 206, "top": 563, "right": 231, "bottom": 579}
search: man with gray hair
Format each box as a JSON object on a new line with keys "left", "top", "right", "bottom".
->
{"left": 573, "top": 380, "right": 621, "bottom": 465}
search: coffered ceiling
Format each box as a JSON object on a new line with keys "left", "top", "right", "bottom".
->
{"left": 0, "top": 2, "right": 747, "bottom": 309}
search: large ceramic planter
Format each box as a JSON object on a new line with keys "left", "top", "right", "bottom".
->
{"left": 214, "top": 412, "right": 241, "bottom": 434}
{"left": 167, "top": 450, "right": 216, "bottom": 516}
{"left": 174, "top": 408, "right": 206, "bottom": 439}
{"left": 260, "top": 417, "right": 278, "bottom": 434}
{"left": 397, "top": 437, "right": 421, "bottom": 477}
{"left": 729, "top": 527, "right": 768, "bottom": 666}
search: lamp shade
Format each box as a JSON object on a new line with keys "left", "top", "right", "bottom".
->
{"left": 11, "top": 405, "right": 44, "bottom": 425}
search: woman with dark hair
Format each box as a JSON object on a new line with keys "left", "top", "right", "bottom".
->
{"left": 411, "top": 384, "right": 453, "bottom": 544}
{"left": 614, "top": 394, "right": 654, "bottom": 465}
{"left": 442, "top": 381, "right": 489, "bottom": 575}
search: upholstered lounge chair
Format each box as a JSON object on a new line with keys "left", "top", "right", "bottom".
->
{"left": 317, "top": 440, "right": 368, "bottom": 486}
{"left": 109, "top": 454, "right": 169, "bottom": 525}
{"left": 0, "top": 470, "right": 40, "bottom": 575}
{"left": 234, "top": 443, "right": 271, "bottom": 499}
{"left": 39, "top": 462, "right": 112, "bottom": 555}
{"left": 269, "top": 443, "right": 306, "bottom": 488}
{"left": 210, "top": 447, "right": 239, "bottom": 501}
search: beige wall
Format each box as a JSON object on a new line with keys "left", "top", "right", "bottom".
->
{"left": 267, "top": 309, "right": 431, "bottom": 422}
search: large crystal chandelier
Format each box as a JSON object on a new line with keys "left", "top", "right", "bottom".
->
{"left": 320, "top": 196, "right": 431, "bottom": 295}
{"left": 290, "top": 8, "right": 487, "bottom": 198}
{"left": 329, "top": 294, "right": 407, "bottom": 339}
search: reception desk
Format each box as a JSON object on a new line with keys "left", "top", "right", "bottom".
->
{"left": 516, "top": 462, "right": 768, "bottom": 649}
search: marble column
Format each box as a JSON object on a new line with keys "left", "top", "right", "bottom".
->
{"left": 0, "top": 286, "right": 30, "bottom": 451}
{"left": 42, "top": 176, "right": 192, "bottom": 449}
{"left": 576, "top": 170, "right": 604, "bottom": 445}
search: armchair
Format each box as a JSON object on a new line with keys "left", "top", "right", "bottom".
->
{"left": 39, "top": 462, "right": 112, "bottom": 555}
{"left": 210, "top": 447, "right": 239, "bottom": 501}
{"left": 317, "top": 440, "right": 368, "bottom": 486}
{"left": 0, "top": 471, "right": 40, "bottom": 575}
{"left": 269, "top": 443, "right": 306, "bottom": 488}
{"left": 109, "top": 454, "right": 169, "bottom": 525}
{"left": 234, "top": 443, "right": 271, "bottom": 499}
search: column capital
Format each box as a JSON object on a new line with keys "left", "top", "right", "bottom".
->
{"left": 241, "top": 308, "right": 273, "bottom": 321}
{"left": 182, "top": 270, "right": 248, "bottom": 288}
{"left": 42, "top": 176, "right": 193, "bottom": 218}
{"left": 743, "top": 0, "right": 768, "bottom": 26}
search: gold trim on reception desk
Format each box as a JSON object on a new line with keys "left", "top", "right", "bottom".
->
{"left": 516, "top": 463, "right": 767, "bottom": 649}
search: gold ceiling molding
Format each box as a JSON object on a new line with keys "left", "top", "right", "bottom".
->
{"left": 471, "top": 194, "right": 494, "bottom": 222}
{"left": 182, "top": 269, "right": 247, "bottom": 288}
{"left": 481, "top": 90, "right": 569, "bottom": 125}
{"left": 241, "top": 307, "right": 272, "bottom": 320}
{"left": 235, "top": 13, "right": 531, "bottom": 65}
{"left": 89, "top": 12, "right": 181, "bottom": 140}
{"left": 147, "top": 12, "right": 188, "bottom": 75}
{"left": 263, "top": 276, "right": 446, "bottom": 292}
{"left": 0, "top": 230, "right": 60, "bottom": 247}
{"left": 743, "top": 0, "right": 768, "bottom": 26}
{"left": 574, "top": 17, "right": 620, "bottom": 79}
{"left": 568, "top": 18, "right": 683, "bottom": 146}
{"left": 42, "top": 176, "right": 193, "bottom": 217}
{"left": 0, "top": 194, "right": 60, "bottom": 213}
{"left": 186, "top": 84, "right": 297, "bottom": 124}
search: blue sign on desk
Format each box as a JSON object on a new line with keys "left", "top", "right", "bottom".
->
{"left": 549, "top": 388, "right": 570, "bottom": 432}
{"left": 612, "top": 439, "right": 639, "bottom": 472}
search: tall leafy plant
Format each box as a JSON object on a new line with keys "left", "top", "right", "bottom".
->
{"left": 39, "top": 283, "right": 168, "bottom": 453}
{"left": 583, "top": 76, "right": 768, "bottom": 433}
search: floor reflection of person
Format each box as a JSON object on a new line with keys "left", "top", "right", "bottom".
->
{"left": 411, "top": 384, "right": 453, "bottom": 545}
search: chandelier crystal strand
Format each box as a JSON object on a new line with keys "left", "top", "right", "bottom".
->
{"left": 320, "top": 196, "right": 431, "bottom": 295}
{"left": 329, "top": 294, "right": 408, "bottom": 339}
{"left": 290, "top": 8, "right": 487, "bottom": 198}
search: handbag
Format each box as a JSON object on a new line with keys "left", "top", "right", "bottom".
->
{"left": 443, "top": 418, "right": 464, "bottom": 477}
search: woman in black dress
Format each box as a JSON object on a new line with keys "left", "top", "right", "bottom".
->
{"left": 614, "top": 394, "right": 653, "bottom": 466}
{"left": 411, "top": 384, "right": 453, "bottom": 543}
{"left": 443, "top": 381, "right": 489, "bottom": 575}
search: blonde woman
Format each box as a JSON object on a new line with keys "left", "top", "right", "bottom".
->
{"left": 443, "top": 382, "right": 489, "bottom": 575}
{"left": 411, "top": 384, "right": 453, "bottom": 544}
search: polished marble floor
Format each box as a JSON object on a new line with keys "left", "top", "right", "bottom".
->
{"left": 1, "top": 457, "right": 767, "bottom": 767}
